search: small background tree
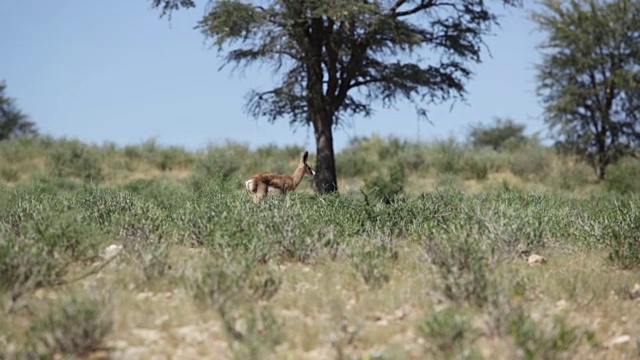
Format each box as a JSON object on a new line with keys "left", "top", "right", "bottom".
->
{"left": 532, "top": 0, "right": 640, "bottom": 180}
{"left": 0, "top": 81, "right": 37, "bottom": 141}
{"left": 468, "top": 117, "right": 528, "bottom": 151}
{"left": 150, "top": 0, "right": 523, "bottom": 193}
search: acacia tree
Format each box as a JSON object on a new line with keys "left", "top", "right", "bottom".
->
{"left": 151, "top": 0, "right": 522, "bottom": 193}
{"left": 468, "top": 117, "right": 527, "bottom": 151}
{"left": 533, "top": 0, "right": 640, "bottom": 180}
{"left": 0, "top": 81, "right": 37, "bottom": 141}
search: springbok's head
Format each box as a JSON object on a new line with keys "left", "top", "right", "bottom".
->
{"left": 300, "top": 151, "right": 315, "bottom": 177}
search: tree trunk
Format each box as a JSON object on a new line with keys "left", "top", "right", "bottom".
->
{"left": 595, "top": 128, "right": 608, "bottom": 181}
{"left": 306, "top": 17, "right": 338, "bottom": 194}
{"left": 312, "top": 113, "right": 338, "bottom": 194}
{"left": 597, "top": 161, "right": 607, "bottom": 181}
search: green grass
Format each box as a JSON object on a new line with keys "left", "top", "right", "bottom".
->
{"left": 0, "top": 137, "right": 639, "bottom": 359}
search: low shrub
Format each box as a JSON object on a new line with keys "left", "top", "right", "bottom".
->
{"left": 362, "top": 161, "right": 406, "bottom": 204}
{"left": 47, "top": 139, "right": 103, "bottom": 183}
{"left": 23, "top": 295, "right": 112, "bottom": 358}
{"left": 605, "top": 158, "right": 640, "bottom": 195}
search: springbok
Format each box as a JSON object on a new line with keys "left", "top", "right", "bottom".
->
{"left": 245, "top": 151, "right": 315, "bottom": 202}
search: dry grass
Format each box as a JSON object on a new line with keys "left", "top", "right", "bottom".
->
{"left": 1, "top": 137, "right": 640, "bottom": 359}
{"left": 9, "top": 246, "right": 634, "bottom": 359}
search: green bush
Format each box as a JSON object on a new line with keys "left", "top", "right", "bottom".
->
{"left": 605, "top": 158, "right": 640, "bottom": 194}
{"left": 47, "top": 139, "right": 103, "bottom": 183}
{"left": 424, "top": 234, "right": 491, "bottom": 307}
{"left": 24, "top": 296, "right": 112, "bottom": 358}
{"left": 508, "top": 145, "right": 552, "bottom": 181}
{"left": 604, "top": 198, "right": 640, "bottom": 269}
{"left": 377, "top": 137, "right": 405, "bottom": 160}
{"left": 189, "top": 259, "right": 281, "bottom": 307}
{"left": 418, "top": 308, "right": 472, "bottom": 356}
{"left": 336, "top": 151, "right": 375, "bottom": 178}
{"left": 223, "top": 306, "right": 284, "bottom": 360}
{"left": 550, "top": 159, "right": 592, "bottom": 191}
{"left": 0, "top": 166, "right": 18, "bottom": 182}
{"left": 351, "top": 236, "right": 398, "bottom": 289}
{"left": 0, "top": 136, "right": 46, "bottom": 163}
{"left": 428, "top": 139, "right": 466, "bottom": 175}
{"left": 0, "top": 190, "right": 105, "bottom": 306}
{"left": 154, "top": 146, "right": 194, "bottom": 171}
{"left": 506, "top": 308, "right": 589, "bottom": 360}
{"left": 196, "top": 142, "right": 251, "bottom": 181}
{"left": 463, "top": 152, "right": 491, "bottom": 180}
{"left": 468, "top": 117, "right": 528, "bottom": 151}
{"left": 400, "top": 143, "right": 430, "bottom": 173}
{"left": 122, "top": 242, "right": 173, "bottom": 286}
{"left": 362, "top": 162, "right": 406, "bottom": 204}
{"left": 121, "top": 177, "right": 189, "bottom": 211}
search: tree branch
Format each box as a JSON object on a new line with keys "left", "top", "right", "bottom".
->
{"left": 324, "top": 19, "right": 340, "bottom": 101}
{"left": 392, "top": 0, "right": 439, "bottom": 18}
{"left": 389, "top": 0, "right": 408, "bottom": 14}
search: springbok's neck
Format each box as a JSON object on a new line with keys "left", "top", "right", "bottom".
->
{"left": 291, "top": 165, "right": 306, "bottom": 190}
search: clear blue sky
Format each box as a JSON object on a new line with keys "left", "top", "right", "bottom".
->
{"left": 1, "top": 0, "right": 546, "bottom": 153}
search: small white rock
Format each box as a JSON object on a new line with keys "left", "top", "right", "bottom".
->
{"left": 376, "top": 318, "right": 389, "bottom": 326}
{"left": 103, "top": 244, "right": 123, "bottom": 260}
{"left": 555, "top": 299, "right": 568, "bottom": 310}
{"left": 527, "top": 253, "right": 547, "bottom": 265}
{"left": 630, "top": 283, "right": 640, "bottom": 300}
{"left": 131, "top": 328, "right": 164, "bottom": 344}
{"left": 605, "top": 334, "right": 631, "bottom": 348}
{"left": 136, "top": 292, "right": 154, "bottom": 300}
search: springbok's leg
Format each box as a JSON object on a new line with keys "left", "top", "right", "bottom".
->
{"left": 255, "top": 182, "right": 268, "bottom": 203}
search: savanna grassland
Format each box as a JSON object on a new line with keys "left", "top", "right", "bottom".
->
{"left": 1, "top": 135, "right": 640, "bottom": 360}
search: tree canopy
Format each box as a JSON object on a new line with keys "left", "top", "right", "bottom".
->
{"left": 0, "top": 81, "right": 37, "bottom": 141}
{"left": 468, "top": 117, "right": 527, "bottom": 151}
{"left": 151, "top": 0, "right": 522, "bottom": 193}
{"left": 533, "top": 0, "right": 640, "bottom": 180}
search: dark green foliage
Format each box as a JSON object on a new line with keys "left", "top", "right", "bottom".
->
{"left": 533, "top": 0, "right": 640, "bottom": 180}
{"left": 0, "top": 188, "right": 106, "bottom": 307}
{"left": 508, "top": 144, "right": 552, "bottom": 181}
{"left": 463, "top": 152, "right": 490, "bottom": 180}
{"left": 604, "top": 158, "right": 640, "bottom": 194}
{"left": 418, "top": 309, "right": 472, "bottom": 356}
{"left": 506, "top": 309, "right": 588, "bottom": 360}
{"left": 429, "top": 139, "right": 466, "bottom": 175}
{"left": 196, "top": 142, "right": 252, "bottom": 181}
{"left": 189, "top": 258, "right": 284, "bottom": 359}
{"left": 222, "top": 305, "right": 284, "bottom": 360}
{"left": 604, "top": 198, "right": 640, "bottom": 269}
{"left": 0, "top": 81, "right": 37, "bottom": 141}
{"left": 363, "top": 161, "right": 406, "bottom": 204}
{"left": 424, "top": 234, "right": 491, "bottom": 307}
{"left": 48, "top": 139, "right": 103, "bottom": 183}
{"left": 121, "top": 177, "right": 190, "bottom": 211}
{"left": 0, "top": 136, "right": 48, "bottom": 163}
{"left": 551, "top": 159, "right": 592, "bottom": 191}
{"left": 468, "top": 117, "right": 528, "bottom": 151}
{"left": 24, "top": 296, "right": 112, "bottom": 358}
{"left": 190, "top": 259, "right": 281, "bottom": 307}
{"left": 0, "top": 234, "right": 71, "bottom": 304}
{"left": 122, "top": 241, "right": 173, "bottom": 285}
{"left": 0, "top": 166, "right": 18, "bottom": 182}
{"left": 335, "top": 151, "right": 375, "bottom": 178}
{"left": 351, "top": 236, "right": 398, "bottom": 289}
{"left": 124, "top": 140, "right": 194, "bottom": 172}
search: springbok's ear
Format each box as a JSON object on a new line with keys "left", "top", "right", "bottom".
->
{"left": 302, "top": 151, "right": 309, "bottom": 163}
